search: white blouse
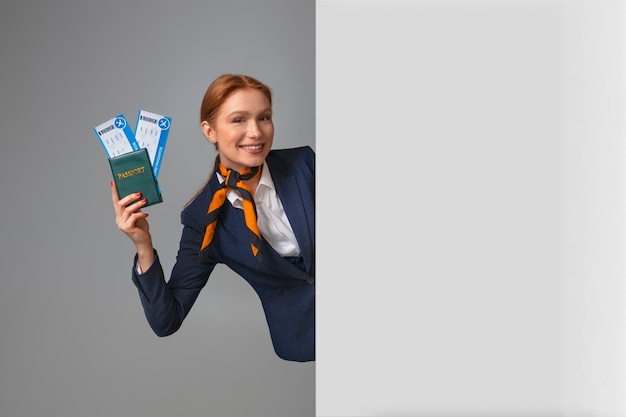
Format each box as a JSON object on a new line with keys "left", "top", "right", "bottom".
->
{"left": 221, "top": 162, "right": 301, "bottom": 257}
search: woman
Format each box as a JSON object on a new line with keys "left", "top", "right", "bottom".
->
{"left": 111, "top": 74, "right": 315, "bottom": 362}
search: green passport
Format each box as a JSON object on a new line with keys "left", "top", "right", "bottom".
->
{"left": 109, "top": 148, "right": 163, "bottom": 207}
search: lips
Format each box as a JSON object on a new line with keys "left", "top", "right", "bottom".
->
{"left": 240, "top": 144, "right": 263, "bottom": 150}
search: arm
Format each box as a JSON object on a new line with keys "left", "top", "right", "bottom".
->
{"left": 110, "top": 181, "right": 155, "bottom": 272}
{"left": 131, "top": 223, "right": 215, "bottom": 337}
{"left": 111, "top": 180, "right": 214, "bottom": 336}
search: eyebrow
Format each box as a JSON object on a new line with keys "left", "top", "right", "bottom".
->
{"left": 225, "top": 108, "right": 272, "bottom": 118}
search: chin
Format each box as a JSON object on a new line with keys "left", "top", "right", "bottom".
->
{"left": 243, "top": 151, "right": 269, "bottom": 164}
{"left": 249, "top": 156, "right": 267, "bottom": 167}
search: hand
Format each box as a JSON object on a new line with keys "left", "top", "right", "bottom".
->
{"left": 111, "top": 181, "right": 152, "bottom": 247}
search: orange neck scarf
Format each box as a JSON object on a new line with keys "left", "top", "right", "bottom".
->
{"left": 200, "top": 156, "right": 262, "bottom": 265}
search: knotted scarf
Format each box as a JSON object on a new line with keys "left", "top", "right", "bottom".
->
{"left": 199, "top": 156, "right": 262, "bottom": 265}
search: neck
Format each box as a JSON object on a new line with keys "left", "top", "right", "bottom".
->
{"left": 215, "top": 155, "right": 261, "bottom": 175}
{"left": 244, "top": 165, "right": 262, "bottom": 195}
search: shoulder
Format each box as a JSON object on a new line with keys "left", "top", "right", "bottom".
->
{"left": 267, "top": 145, "right": 315, "bottom": 162}
{"left": 181, "top": 178, "right": 216, "bottom": 229}
{"left": 266, "top": 146, "right": 315, "bottom": 176}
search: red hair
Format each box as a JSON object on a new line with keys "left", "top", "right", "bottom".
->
{"left": 200, "top": 74, "right": 272, "bottom": 124}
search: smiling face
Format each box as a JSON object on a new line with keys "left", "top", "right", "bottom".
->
{"left": 201, "top": 88, "right": 274, "bottom": 172}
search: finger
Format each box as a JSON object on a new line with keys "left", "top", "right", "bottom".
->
{"left": 118, "top": 210, "right": 149, "bottom": 233}
{"left": 119, "top": 209, "right": 151, "bottom": 237}
{"left": 123, "top": 197, "right": 148, "bottom": 214}
{"left": 118, "top": 191, "right": 142, "bottom": 206}
{"left": 115, "top": 195, "right": 145, "bottom": 229}
{"left": 110, "top": 180, "right": 120, "bottom": 202}
{"left": 111, "top": 181, "right": 124, "bottom": 217}
{"left": 117, "top": 195, "right": 144, "bottom": 219}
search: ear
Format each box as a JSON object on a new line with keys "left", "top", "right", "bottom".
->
{"left": 201, "top": 120, "right": 217, "bottom": 144}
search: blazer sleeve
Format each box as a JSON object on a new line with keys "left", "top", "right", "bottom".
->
{"left": 131, "top": 209, "right": 215, "bottom": 337}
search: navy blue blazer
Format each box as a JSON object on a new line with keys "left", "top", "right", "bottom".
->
{"left": 131, "top": 146, "right": 315, "bottom": 362}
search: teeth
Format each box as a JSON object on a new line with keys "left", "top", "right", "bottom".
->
{"left": 242, "top": 145, "right": 262, "bottom": 150}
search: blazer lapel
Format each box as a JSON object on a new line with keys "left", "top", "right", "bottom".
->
{"left": 272, "top": 174, "right": 314, "bottom": 273}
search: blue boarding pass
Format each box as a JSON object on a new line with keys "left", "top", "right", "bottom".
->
{"left": 94, "top": 114, "right": 140, "bottom": 157}
{"left": 134, "top": 109, "right": 172, "bottom": 179}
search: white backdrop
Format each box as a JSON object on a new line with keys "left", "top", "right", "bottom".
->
{"left": 317, "top": 0, "right": 626, "bottom": 415}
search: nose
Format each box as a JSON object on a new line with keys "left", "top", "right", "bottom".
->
{"left": 247, "top": 121, "right": 261, "bottom": 138}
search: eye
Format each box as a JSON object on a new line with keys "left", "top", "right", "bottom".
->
{"left": 259, "top": 114, "right": 272, "bottom": 121}
{"left": 232, "top": 117, "right": 245, "bottom": 123}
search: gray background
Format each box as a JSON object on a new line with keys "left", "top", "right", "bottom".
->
{"left": 0, "top": 1, "right": 314, "bottom": 417}
{"left": 317, "top": 0, "right": 626, "bottom": 415}
{"left": 6, "top": 0, "right": 626, "bottom": 416}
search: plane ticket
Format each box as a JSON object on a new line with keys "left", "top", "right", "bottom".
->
{"left": 93, "top": 114, "right": 140, "bottom": 158}
{"left": 134, "top": 109, "right": 171, "bottom": 179}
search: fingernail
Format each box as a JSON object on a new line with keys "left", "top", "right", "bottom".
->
{"left": 136, "top": 193, "right": 141, "bottom": 197}
{"left": 142, "top": 198, "right": 147, "bottom": 203}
